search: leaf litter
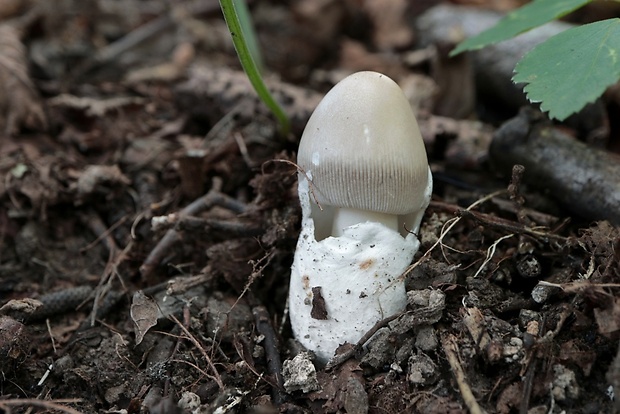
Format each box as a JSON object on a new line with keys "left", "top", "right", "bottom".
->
{"left": 0, "top": 1, "right": 619, "bottom": 413}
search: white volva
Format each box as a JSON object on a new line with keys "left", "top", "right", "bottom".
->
{"left": 289, "top": 71, "right": 432, "bottom": 363}
{"left": 289, "top": 175, "right": 431, "bottom": 363}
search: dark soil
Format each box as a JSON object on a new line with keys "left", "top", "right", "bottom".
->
{"left": 1, "top": 1, "right": 619, "bottom": 413}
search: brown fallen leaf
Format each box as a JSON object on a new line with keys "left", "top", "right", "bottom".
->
{"left": 0, "top": 298, "right": 43, "bottom": 315}
{"left": 0, "top": 316, "right": 29, "bottom": 368}
{"left": 593, "top": 297, "right": 620, "bottom": 338}
{"left": 124, "top": 42, "right": 195, "bottom": 84}
{"left": 430, "top": 28, "right": 476, "bottom": 119}
{"left": 361, "top": 0, "right": 413, "bottom": 50}
{"left": 559, "top": 339, "right": 597, "bottom": 376}
{"left": 338, "top": 38, "right": 408, "bottom": 82}
{"left": 0, "top": 23, "right": 47, "bottom": 136}
{"left": 130, "top": 291, "right": 159, "bottom": 346}
{"left": 0, "top": 0, "right": 29, "bottom": 20}
{"left": 74, "top": 165, "right": 131, "bottom": 200}
{"left": 309, "top": 359, "right": 367, "bottom": 413}
{"left": 495, "top": 382, "right": 522, "bottom": 414}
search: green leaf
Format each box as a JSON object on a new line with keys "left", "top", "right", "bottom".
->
{"left": 451, "top": 0, "right": 592, "bottom": 56}
{"left": 513, "top": 18, "right": 620, "bottom": 120}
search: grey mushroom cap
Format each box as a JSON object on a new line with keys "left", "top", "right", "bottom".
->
{"left": 297, "top": 71, "right": 429, "bottom": 215}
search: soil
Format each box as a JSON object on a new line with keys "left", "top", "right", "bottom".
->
{"left": 1, "top": 1, "right": 619, "bottom": 413}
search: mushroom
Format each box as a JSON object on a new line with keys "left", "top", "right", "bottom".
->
{"left": 289, "top": 71, "right": 432, "bottom": 363}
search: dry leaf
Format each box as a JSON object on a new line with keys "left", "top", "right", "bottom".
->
{"left": 0, "top": 298, "right": 43, "bottom": 315}
{"left": 593, "top": 297, "right": 620, "bottom": 338}
{"left": 0, "top": 24, "right": 47, "bottom": 135}
{"left": 362, "top": 0, "right": 413, "bottom": 50}
{"left": 74, "top": 165, "right": 131, "bottom": 198}
{"left": 0, "top": 0, "right": 29, "bottom": 20}
{"left": 559, "top": 339, "right": 597, "bottom": 376}
{"left": 309, "top": 359, "right": 366, "bottom": 412}
{"left": 130, "top": 291, "right": 159, "bottom": 345}
{"left": 48, "top": 94, "right": 145, "bottom": 118}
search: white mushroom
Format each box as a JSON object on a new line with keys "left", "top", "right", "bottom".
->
{"left": 289, "top": 71, "right": 433, "bottom": 363}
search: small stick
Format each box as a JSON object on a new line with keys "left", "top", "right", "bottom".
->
{"left": 79, "top": 212, "right": 126, "bottom": 253}
{"left": 262, "top": 159, "right": 323, "bottom": 210}
{"left": 402, "top": 190, "right": 506, "bottom": 281}
{"left": 537, "top": 280, "right": 620, "bottom": 291}
{"left": 507, "top": 165, "right": 528, "bottom": 221}
{"left": 326, "top": 310, "right": 405, "bottom": 370}
{"left": 73, "top": 1, "right": 220, "bottom": 79}
{"left": 140, "top": 185, "right": 247, "bottom": 280}
{"left": 429, "top": 200, "right": 568, "bottom": 243}
{"left": 176, "top": 217, "right": 263, "bottom": 236}
{"left": 252, "top": 306, "right": 286, "bottom": 404}
{"left": 170, "top": 314, "right": 225, "bottom": 390}
{"left": 471, "top": 234, "right": 515, "bottom": 278}
{"left": 519, "top": 333, "right": 542, "bottom": 413}
{"left": 0, "top": 399, "right": 83, "bottom": 414}
{"left": 457, "top": 210, "right": 568, "bottom": 243}
{"left": 440, "top": 331, "right": 487, "bottom": 414}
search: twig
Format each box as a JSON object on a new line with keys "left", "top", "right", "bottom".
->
{"left": 252, "top": 306, "right": 286, "bottom": 404}
{"left": 46, "top": 319, "right": 57, "bottom": 354}
{"left": 169, "top": 314, "right": 225, "bottom": 390}
{"left": 325, "top": 310, "right": 406, "bottom": 370}
{"left": 507, "top": 164, "right": 534, "bottom": 227}
{"left": 472, "top": 234, "right": 515, "bottom": 278}
{"left": 429, "top": 200, "right": 568, "bottom": 243}
{"left": 232, "top": 337, "right": 274, "bottom": 385}
{"left": 440, "top": 331, "right": 487, "bottom": 414}
{"left": 519, "top": 316, "right": 544, "bottom": 414}
{"left": 90, "top": 246, "right": 123, "bottom": 327}
{"left": 0, "top": 399, "right": 83, "bottom": 414}
{"left": 402, "top": 190, "right": 506, "bottom": 280}
{"left": 458, "top": 210, "right": 568, "bottom": 243}
{"left": 326, "top": 296, "right": 446, "bottom": 370}
{"left": 171, "top": 358, "right": 214, "bottom": 380}
{"left": 262, "top": 158, "right": 323, "bottom": 210}
{"left": 489, "top": 197, "right": 559, "bottom": 227}
{"left": 538, "top": 280, "right": 620, "bottom": 290}
{"left": 537, "top": 305, "right": 572, "bottom": 345}
{"left": 232, "top": 249, "right": 275, "bottom": 307}
{"left": 73, "top": 1, "right": 220, "bottom": 80}
{"left": 233, "top": 132, "right": 256, "bottom": 167}
{"left": 176, "top": 216, "right": 263, "bottom": 236}
{"left": 79, "top": 211, "right": 125, "bottom": 253}
{"left": 140, "top": 185, "right": 247, "bottom": 280}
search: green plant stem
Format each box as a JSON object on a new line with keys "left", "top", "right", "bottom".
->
{"left": 219, "top": 0, "right": 290, "bottom": 136}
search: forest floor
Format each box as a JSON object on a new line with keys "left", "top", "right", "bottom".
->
{"left": 1, "top": 0, "right": 619, "bottom": 413}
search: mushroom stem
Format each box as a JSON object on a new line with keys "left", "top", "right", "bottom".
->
{"left": 332, "top": 208, "right": 398, "bottom": 236}
{"left": 289, "top": 176, "right": 415, "bottom": 363}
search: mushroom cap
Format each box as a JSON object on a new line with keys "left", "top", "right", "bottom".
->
{"left": 297, "top": 71, "right": 429, "bottom": 215}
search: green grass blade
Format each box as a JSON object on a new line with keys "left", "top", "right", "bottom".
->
{"left": 219, "top": 0, "right": 290, "bottom": 135}
{"left": 233, "top": 0, "right": 264, "bottom": 73}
